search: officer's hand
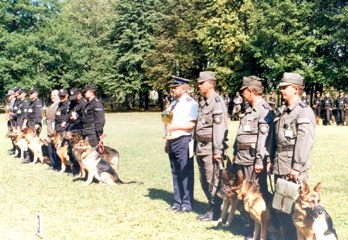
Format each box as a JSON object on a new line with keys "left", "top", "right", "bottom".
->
{"left": 289, "top": 169, "right": 300, "bottom": 180}
{"left": 213, "top": 154, "right": 222, "bottom": 163}
{"left": 62, "top": 122, "right": 66, "bottom": 127}
{"left": 254, "top": 164, "right": 263, "bottom": 174}
{"left": 164, "top": 141, "right": 169, "bottom": 153}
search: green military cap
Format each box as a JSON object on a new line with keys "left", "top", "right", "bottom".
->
{"left": 279, "top": 72, "right": 304, "bottom": 87}
{"left": 197, "top": 71, "right": 216, "bottom": 83}
{"left": 240, "top": 76, "right": 263, "bottom": 90}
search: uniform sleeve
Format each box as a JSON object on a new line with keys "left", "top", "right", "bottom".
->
{"left": 94, "top": 100, "right": 105, "bottom": 135}
{"left": 212, "top": 98, "right": 229, "bottom": 155}
{"left": 23, "top": 100, "right": 29, "bottom": 120}
{"left": 292, "top": 108, "right": 316, "bottom": 171}
{"left": 255, "top": 110, "right": 275, "bottom": 166}
{"left": 35, "top": 100, "right": 43, "bottom": 125}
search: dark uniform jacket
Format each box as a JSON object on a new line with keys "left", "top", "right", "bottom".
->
{"left": 81, "top": 97, "right": 105, "bottom": 138}
{"left": 273, "top": 98, "right": 316, "bottom": 175}
{"left": 301, "top": 96, "right": 310, "bottom": 106}
{"left": 313, "top": 96, "right": 322, "bottom": 108}
{"left": 336, "top": 96, "right": 347, "bottom": 110}
{"left": 323, "top": 96, "right": 334, "bottom": 109}
{"left": 55, "top": 100, "right": 70, "bottom": 132}
{"left": 15, "top": 98, "right": 29, "bottom": 128}
{"left": 195, "top": 92, "right": 228, "bottom": 156}
{"left": 233, "top": 99, "right": 275, "bottom": 166}
{"left": 69, "top": 97, "right": 88, "bottom": 131}
{"left": 27, "top": 98, "right": 43, "bottom": 127}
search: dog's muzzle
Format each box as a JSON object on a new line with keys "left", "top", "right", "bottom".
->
{"left": 217, "top": 184, "right": 237, "bottom": 200}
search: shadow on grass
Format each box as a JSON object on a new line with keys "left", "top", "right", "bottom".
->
{"left": 146, "top": 188, "right": 209, "bottom": 214}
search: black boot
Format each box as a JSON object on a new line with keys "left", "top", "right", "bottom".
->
{"left": 22, "top": 151, "right": 31, "bottom": 164}
{"left": 197, "top": 210, "right": 213, "bottom": 221}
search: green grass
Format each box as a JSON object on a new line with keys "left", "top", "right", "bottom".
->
{"left": 0, "top": 112, "right": 347, "bottom": 239}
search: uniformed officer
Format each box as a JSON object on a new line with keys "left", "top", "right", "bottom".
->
{"left": 55, "top": 89, "right": 70, "bottom": 135}
{"left": 81, "top": 84, "right": 105, "bottom": 148}
{"left": 273, "top": 72, "right": 316, "bottom": 240}
{"left": 6, "top": 89, "right": 17, "bottom": 155}
{"left": 301, "top": 91, "right": 310, "bottom": 105}
{"left": 323, "top": 91, "right": 334, "bottom": 125}
{"left": 68, "top": 87, "right": 88, "bottom": 133}
{"left": 195, "top": 71, "right": 229, "bottom": 221}
{"left": 45, "top": 89, "right": 60, "bottom": 170}
{"left": 232, "top": 76, "right": 275, "bottom": 195}
{"left": 25, "top": 87, "right": 43, "bottom": 136}
{"left": 267, "top": 91, "right": 277, "bottom": 111}
{"left": 164, "top": 76, "right": 198, "bottom": 213}
{"left": 313, "top": 91, "right": 322, "bottom": 124}
{"left": 336, "top": 90, "right": 347, "bottom": 126}
{"left": 15, "top": 88, "right": 29, "bottom": 130}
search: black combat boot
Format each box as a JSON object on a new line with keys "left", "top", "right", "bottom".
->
{"left": 21, "top": 151, "right": 31, "bottom": 164}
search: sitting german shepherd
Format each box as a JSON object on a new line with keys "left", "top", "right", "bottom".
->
{"left": 67, "top": 132, "right": 120, "bottom": 178}
{"left": 23, "top": 128, "right": 49, "bottom": 164}
{"left": 238, "top": 179, "right": 271, "bottom": 240}
{"left": 216, "top": 161, "right": 244, "bottom": 227}
{"left": 292, "top": 182, "right": 338, "bottom": 240}
{"left": 72, "top": 136, "right": 143, "bottom": 186}
{"left": 52, "top": 131, "right": 72, "bottom": 173}
{"left": 6, "top": 126, "right": 28, "bottom": 161}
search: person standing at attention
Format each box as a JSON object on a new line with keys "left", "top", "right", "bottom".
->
{"left": 195, "top": 71, "right": 229, "bottom": 221}
{"left": 45, "top": 89, "right": 60, "bottom": 170}
{"left": 164, "top": 76, "right": 198, "bottom": 213}
{"left": 273, "top": 72, "right": 316, "bottom": 240}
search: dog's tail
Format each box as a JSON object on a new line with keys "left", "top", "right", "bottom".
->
{"left": 113, "top": 172, "right": 143, "bottom": 185}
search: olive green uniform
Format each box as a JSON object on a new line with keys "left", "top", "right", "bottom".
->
{"left": 233, "top": 99, "right": 275, "bottom": 193}
{"left": 273, "top": 98, "right": 316, "bottom": 183}
{"left": 195, "top": 92, "right": 229, "bottom": 218}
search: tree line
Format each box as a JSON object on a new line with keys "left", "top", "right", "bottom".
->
{"left": 0, "top": 0, "right": 346, "bottom": 109}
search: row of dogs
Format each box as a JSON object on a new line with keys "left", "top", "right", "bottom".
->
{"left": 216, "top": 159, "right": 338, "bottom": 240}
{"left": 6, "top": 126, "right": 143, "bottom": 186}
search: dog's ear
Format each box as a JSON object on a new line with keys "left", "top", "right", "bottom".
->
{"left": 313, "top": 182, "right": 321, "bottom": 193}
{"left": 301, "top": 182, "right": 310, "bottom": 198}
{"left": 85, "top": 136, "right": 89, "bottom": 144}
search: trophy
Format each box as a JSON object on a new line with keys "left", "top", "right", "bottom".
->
{"left": 161, "top": 109, "right": 174, "bottom": 139}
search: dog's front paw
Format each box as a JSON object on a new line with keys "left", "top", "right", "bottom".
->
{"left": 215, "top": 218, "right": 223, "bottom": 226}
{"left": 223, "top": 221, "right": 231, "bottom": 227}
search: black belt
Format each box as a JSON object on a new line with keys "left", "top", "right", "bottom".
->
{"left": 277, "top": 145, "right": 294, "bottom": 152}
{"left": 83, "top": 123, "right": 95, "bottom": 128}
{"left": 237, "top": 143, "right": 255, "bottom": 150}
{"left": 196, "top": 135, "right": 212, "bottom": 143}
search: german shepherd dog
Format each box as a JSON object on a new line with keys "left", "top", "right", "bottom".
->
{"left": 66, "top": 132, "right": 120, "bottom": 178}
{"left": 52, "top": 131, "right": 72, "bottom": 173}
{"left": 22, "top": 128, "right": 49, "bottom": 164}
{"left": 238, "top": 179, "right": 271, "bottom": 240}
{"left": 216, "top": 161, "right": 244, "bottom": 226}
{"left": 6, "top": 126, "right": 28, "bottom": 161}
{"left": 72, "top": 136, "right": 143, "bottom": 186}
{"left": 292, "top": 182, "right": 338, "bottom": 240}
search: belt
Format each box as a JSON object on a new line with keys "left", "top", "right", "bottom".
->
{"left": 277, "top": 145, "right": 294, "bottom": 152}
{"left": 196, "top": 135, "right": 212, "bottom": 143}
{"left": 83, "top": 123, "right": 95, "bottom": 128}
{"left": 237, "top": 143, "right": 255, "bottom": 150}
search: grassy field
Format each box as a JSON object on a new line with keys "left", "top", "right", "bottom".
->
{"left": 0, "top": 112, "right": 347, "bottom": 240}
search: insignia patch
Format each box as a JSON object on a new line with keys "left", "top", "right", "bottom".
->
{"left": 214, "top": 115, "right": 222, "bottom": 124}
{"left": 260, "top": 124, "right": 269, "bottom": 134}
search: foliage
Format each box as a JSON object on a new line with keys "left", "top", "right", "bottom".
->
{"left": 0, "top": 0, "right": 346, "bottom": 104}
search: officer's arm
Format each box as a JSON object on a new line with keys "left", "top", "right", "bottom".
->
{"left": 94, "top": 102, "right": 105, "bottom": 137}
{"left": 35, "top": 100, "right": 43, "bottom": 125}
{"left": 212, "top": 101, "right": 228, "bottom": 156}
{"left": 292, "top": 109, "right": 316, "bottom": 172}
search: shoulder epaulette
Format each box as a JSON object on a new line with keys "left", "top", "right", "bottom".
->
{"left": 215, "top": 96, "right": 221, "bottom": 103}
{"left": 262, "top": 103, "right": 270, "bottom": 109}
{"left": 299, "top": 101, "right": 307, "bottom": 108}
{"left": 186, "top": 97, "right": 192, "bottom": 102}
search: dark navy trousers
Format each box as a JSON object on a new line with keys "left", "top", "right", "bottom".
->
{"left": 168, "top": 135, "right": 194, "bottom": 210}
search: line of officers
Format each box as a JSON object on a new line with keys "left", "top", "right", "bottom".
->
{"left": 164, "top": 71, "right": 316, "bottom": 240}
{"left": 5, "top": 84, "right": 105, "bottom": 167}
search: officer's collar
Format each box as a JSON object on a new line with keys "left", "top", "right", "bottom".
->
{"left": 287, "top": 98, "right": 302, "bottom": 111}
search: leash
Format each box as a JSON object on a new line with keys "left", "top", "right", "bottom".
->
{"left": 97, "top": 134, "right": 107, "bottom": 153}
